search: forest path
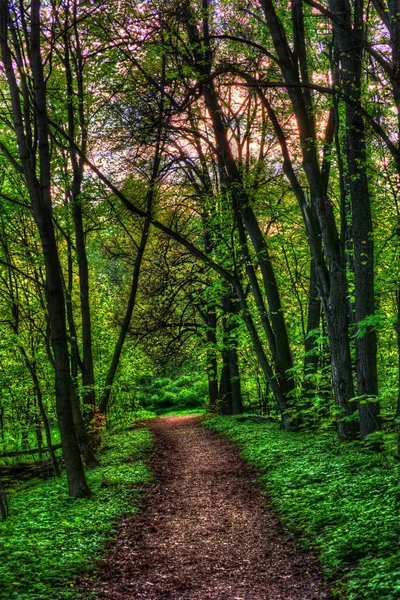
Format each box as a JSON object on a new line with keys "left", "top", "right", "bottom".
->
{"left": 90, "top": 415, "right": 331, "bottom": 599}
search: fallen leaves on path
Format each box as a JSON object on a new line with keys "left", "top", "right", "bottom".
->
{"left": 87, "top": 415, "right": 332, "bottom": 599}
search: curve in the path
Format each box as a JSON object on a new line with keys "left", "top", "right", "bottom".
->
{"left": 90, "top": 415, "right": 332, "bottom": 600}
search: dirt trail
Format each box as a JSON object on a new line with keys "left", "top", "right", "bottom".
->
{"left": 90, "top": 415, "right": 331, "bottom": 599}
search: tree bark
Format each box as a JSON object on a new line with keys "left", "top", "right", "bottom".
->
{"left": 205, "top": 309, "right": 219, "bottom": 410}
{"left": 98, "top": 215, "right": 150, "bottom": 415}
{"left": 220, "top": 290, "right": 243, "bottom": 415}
{"left": 65, "top": 235, "right": 99, "bottom": 468}
{"left": 64, "top": 17, "right": 96, "bottom": 413}
{"left": 329, "top": 0, "right": 380, "bottom": 438}
{"left": 302, "top": 258, "right": 321, "bottom": 400}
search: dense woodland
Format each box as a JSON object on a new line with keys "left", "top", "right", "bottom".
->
{"left": 1, "top": 0, "right": 400, "bottom": 502}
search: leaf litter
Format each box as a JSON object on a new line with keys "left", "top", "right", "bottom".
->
{"left": 86, "top": 415, "right": 332, "bottom": 599}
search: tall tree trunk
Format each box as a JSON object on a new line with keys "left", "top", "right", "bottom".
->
{"left": 395, "top": 290, "right": 400, "bottom": 458}
{"left": 201, "top": 216, "right": 219, "bottom": 410}
{"left": 65, "top": 236, "right": 99, "bottom": 468}
{"left": 64, "top": 18, "right": 96, "bottom": 414}
{"left": 72, "top": 198, "right": 96, "bottom": 411}
{"left": 202, "top": 81, "right": 295, "bottom": 401}
{"left": 255, "top": 0, "right": 357, "bottom": 438}
{"left": 220, "top": 290, "right": 242, "bottom": 415}
{"left": 0, "top": 0, "right": 90, "bottom": 497}
{"left": 329, "top": 0, "right": 380, "bottom": 438}
{"left": 205, "top": 309, "right": 219, "bottom": 410}
{"left": 219, "top": 359, "right": 232, "bottom": 414}
{"left": 302, "top": 258, "right": 321, "bottom": 401}
{"left": 98, "top": 216, "right": 150, "bottom": 415}
{"left": 236, "top": 212, "right": 298, "bottom": 425}
{"left": 21, "top": 351, "right": 60, "bottom": 477}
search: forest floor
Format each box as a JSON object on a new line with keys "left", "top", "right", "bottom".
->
{"left": 85, "top": 414, "right": 332, "bottom": 600}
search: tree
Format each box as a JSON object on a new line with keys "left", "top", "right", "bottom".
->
{"left": 0, "top": 0, "right": 90, "bottom": 497}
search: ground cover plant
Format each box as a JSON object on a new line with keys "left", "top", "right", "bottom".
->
{"left": 204, "top": 416, "right": 400, "bottom": 600}
{"left": 0, "top": 427, "right": 152, "bottom": 600}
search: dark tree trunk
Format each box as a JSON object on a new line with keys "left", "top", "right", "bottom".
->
{"left": 72, "top": 199, "right": 96, "bottom": 411}
{"left": 33, "top": 200, "right": 90, "bottom": 496}
{"left": 98, "top": 216, "right": 150, "bottom": 415}
{"left": 227, "top": 345, "right": 242, "bottom": 415}
{"left": 98, "top": 109, "right": 163, "bottom": 414}
{"left": 302, "top": 258, "right": 321, "bottom": 400}
{"left": 0, "top": 486, "right": 7, "bottom": 520}
{"left": 329, "top": 0, "right": 380, "bottom": 438}
{"left": 205, "top": 310, "right": 219, "bottom": 410}
{"left": 256, "top": 0, "right": 357, "bottom": 439}
{"left": 220, "top": 291, "right": 242, "bottom": 415}
{"left": 231, "top": 277, "right": 291, "bottom": 426}
{"left": 0, "top": 0, "right": 90, "bottom": 497}
{"left": 396, "top": 290, "right": 400, "bottom": 458}
{"left": 201, "top": 215, "right": 219, "bottom": 411}
{"left": 202, "top": 81, "right": 295, "bottom": 400}
{"left": 219, "top": 359, "right": 232, "bottom": 415}
{"left": 64, "top": 20, "right": 96, "bottom": 414}
{"left": 235, "top": 213, "right": 297, "bottom": 425}
{"left": 25, "top": 355, "right": 60, "bottom": 477}
{"left": 65, "top": 238, "right": 99, "bottom": 468}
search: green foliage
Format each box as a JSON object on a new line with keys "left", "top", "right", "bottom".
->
{"left": 140, "top": 374, "right": 208, "bottom": 414}
{"left": 0, "top": 428, "right": 153, "bottom": 600}
{"left": 204, "top": 417, "right": 400, "bottom": 600}
{"left": 0, "top": 427, "right": 61, "bottom": 466}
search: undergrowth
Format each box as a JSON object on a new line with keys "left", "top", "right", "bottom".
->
{"left": 204, "top": 416, "right": 400, "bottom": 600}
{"left": 0, "top": 426, "right": 62, "bottom": 465}
{"left": 0, "top": 427, "right": 153, "bottom": 600}
{"left": 155, "top": 407, "right": 205, "bottom": 417}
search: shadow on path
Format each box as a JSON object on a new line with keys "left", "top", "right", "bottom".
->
{"left": 89, "top": 415, "right": 332, "bottom": 599}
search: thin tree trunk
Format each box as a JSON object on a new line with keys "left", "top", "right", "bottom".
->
{"left": 220, "top": 291, "right": 242, "bottom": 415}
{"left": 65, "top": 236, "right": 99, "bottom": 468}
{"left": 0, "top": 486, "right": 7, "bottom": 520}
{"left": 219, "top": 358, "right": 232, "bottom": 414}
{"left": 236, "top": 212, "right": 297, "bottom": 424}
{"left": 201, "top": 216, "right": 219, "bottom": 410}
{"left": 396, "top": 290, "right": 400, "bottom": 458}
{"left": 256, "top": 0, "right": 358, "bottom": 439}
{"left": 302, "top": 258, "right": 321, "bottom": 400}
{"left": 64, "top": 19, "right": 96, "bottom": 413}
{"left": 98, "top": 216, "right": 150, "bottom": 415}
{"left": 205, "top": 310, "right": 219, "bottom": 410}
{"left": 24, "top": 355, "right": 60, "bottom": 477}
{"left": 184, "top": 10, "right": 295, "bottom": 411}
{"left": 202, "top": 81, "right": 295, "bottom": 400}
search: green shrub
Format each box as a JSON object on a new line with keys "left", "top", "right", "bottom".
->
{"left": 141, "top": 374, "right": 207, "bottom": 414}
{"left": 176, "top": 388, "right": 199, "bottom": 408}
{"left": 153, "top": 390, "right": 176, "bottom": 409}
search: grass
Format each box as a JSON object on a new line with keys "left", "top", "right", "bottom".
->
{"left": 155, "top": 407, "right": 205, "bottom": 417}
{"left": 204, "top": 416, "right": 400, "bottom": 600}
{"left": 0, "top": 426, "right": 153, "bottom": 600}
